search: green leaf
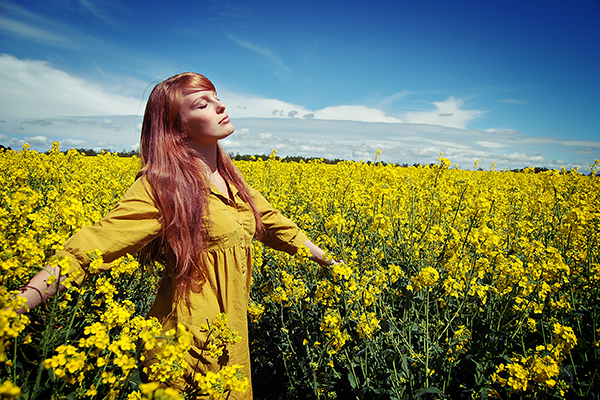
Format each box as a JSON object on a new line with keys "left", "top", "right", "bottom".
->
{"left": 348, "top": 372, "right": 358, "bottom": 389}
{"left": 415, "top": 386, "right": 443, "bottom": 398}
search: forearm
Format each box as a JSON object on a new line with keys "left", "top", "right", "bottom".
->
{"left": 303, "top": 239, "right": 331, "bottom": 266}
{"left": 17, "top": 265, "right": 65, "bottom": 314}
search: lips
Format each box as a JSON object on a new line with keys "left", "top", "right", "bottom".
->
{"left": 219, "top": 116, "right": 230, "bottom": 124}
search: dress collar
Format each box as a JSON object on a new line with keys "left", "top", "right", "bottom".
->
{"left": 209, "top": 180, "right": 238, "bottom": 204}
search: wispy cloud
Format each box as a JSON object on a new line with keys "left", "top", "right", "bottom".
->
{"left": 499, "top": 98, "right": 528, "bottom": 104}
{"left": 0, "top": 2, "right": 72, "bottom": 47}
{"left": 0, "top": 1, "right": 111, "bottom": 50}
{"left": 376, "top": 90, "right": 411, "bottom": 109}
{"left": 22, "top": 118, "right": 53, "bottom": 126}
{"left": 485, "top": 129, "right": 521, "bottom": 135}
{"left": 206, "top": 0, "right": 253, "bottom": 19}
{"left": 77, "top": 0, "right": 128, "bottom": 27}
{"left": 0, "top": 15, "right": 65, "bottom": 44}
{"left": 225, "top": 33, "right": 289, "bottom": 75}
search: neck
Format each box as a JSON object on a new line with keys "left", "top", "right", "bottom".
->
{"left": 190, "top": 141, "right": 219, "bottom": 173}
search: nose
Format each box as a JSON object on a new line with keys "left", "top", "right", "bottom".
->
{"left": 216, "top": 100, "right": 226, "bottom": 113}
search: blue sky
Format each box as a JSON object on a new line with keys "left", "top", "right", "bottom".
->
{"left": 1, "top": 0, "right": 599, "bottom": 170}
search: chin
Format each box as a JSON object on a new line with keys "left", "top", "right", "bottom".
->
{"left": 224, "top": 125, "right": 235, "bottom": 137}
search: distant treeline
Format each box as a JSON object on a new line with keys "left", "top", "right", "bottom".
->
{"left": 0, "top": 144, "right": 585, "bottom": 174}
{"left": 0, "top": 144, "right": 140, "bottom": 158}
{"left": 70, "top": 148, "right": 141, "bottom": 157}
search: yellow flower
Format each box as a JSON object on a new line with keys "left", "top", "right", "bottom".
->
{"left": 198, "top": 314, "right": 241, "bottom": 360}
{"left": 409, "top": 266, "right": 439, "bottom": 292}
{"left": 0, "top": 380, "right": 22, "bottom": 398}
{"left": 195, "top": 364, "right": 249, "bottom": 399}
{"left": 139, "top": 381, "right": 160, "bottom": 394}
{"left": 357, "top": 312, "right": 380, "bottom": 339}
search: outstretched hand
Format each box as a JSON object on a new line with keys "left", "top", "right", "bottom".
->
{"left": 303, "top": 239, "right": 342, "bottom": 266}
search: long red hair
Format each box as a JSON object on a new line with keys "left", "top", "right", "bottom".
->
{"left": 137, "top": 72, "right": 264, "bottom": 301}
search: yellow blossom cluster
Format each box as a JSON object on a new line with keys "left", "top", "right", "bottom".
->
{"left": 43, "top": 344, "right": 88, "bottom": 384}
{"left": 493, "top": 323, "right": 578, "bottom": 395}
{"left": 446, "top": 325, "right": 471, "bottom": 362}
{"left": 408, "top": 266, "right": 440, "bottom": 292}
{"left": 0, "top": 288, "right": 29, "bottom": 363}
{"left": 137, "top": 382, "right": 183, "bottom": 400}
{"left": 320, "top": 310, "right": 351, "bottom": 354}
{"left": 247, "top": 301, "right": 265, "bottom": 323}
{"left": 142, "top": 322, "right": 192, "bottom": 383}
{"left": 0, "top": 380, "right": 22, "bottom": 399}
{"left": 1, "top": 146, "right": 599, "bottom": 398}
{"left": 356, "top": 312, "right": 380, "bottom": 339}
{"left": 199, "top": 313, "right": 241, "bottom": 359}
{"left": 195, "top": 364, "right": 250, "bottom": 399}
{"left": 238, "top": 152, "right": 599, "bottom": 398}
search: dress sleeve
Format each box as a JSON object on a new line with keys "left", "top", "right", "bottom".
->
{"left": 248, "top": 186, "right": 308, "bottom": 255}
{"left": 56, "top": 176, "right": 162, "bottom": 286}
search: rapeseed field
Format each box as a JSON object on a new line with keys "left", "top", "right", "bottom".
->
{"left": 1, "top": 143, "right": 598, "bottom": 399}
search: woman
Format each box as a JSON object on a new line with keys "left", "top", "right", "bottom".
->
{"left": 18, "top": 72, "right": 330, "bottom": 398}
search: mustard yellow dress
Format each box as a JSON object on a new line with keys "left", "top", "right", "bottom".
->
{"left": 57, "top": 176, "right": 307, "bottom": 399}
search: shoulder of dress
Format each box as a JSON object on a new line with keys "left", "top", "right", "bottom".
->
{"left": 123, "top": 175, "right": 156, "bottom": 203}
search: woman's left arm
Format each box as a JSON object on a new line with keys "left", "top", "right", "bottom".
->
{"left": 249, "top": 187, "right": 334, "bottom": 264}
{"left": 303, "top": 239, "right": 331, "bottom": 266}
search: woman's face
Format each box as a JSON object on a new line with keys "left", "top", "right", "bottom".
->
{"left": 179, "top": 89, "right": 234, "bottom": 147}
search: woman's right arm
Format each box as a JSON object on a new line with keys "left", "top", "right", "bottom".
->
{"left": 17, "top": 177, "right": 162, "bottom": 314}
{"left": 17, "top": 265, "right": 63, "bottom": 314}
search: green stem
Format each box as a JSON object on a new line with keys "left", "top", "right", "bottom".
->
{"left": 31, "top": 290, "right": 61, "bottom": 399}
{"left": 424, "top": 290, "right": 430, "bottom": 388}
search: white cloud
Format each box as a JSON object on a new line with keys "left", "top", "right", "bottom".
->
{"left": 504, "top": 153, "right": 545, "bottom": 163}
{"left": 221, "top": 139, "right": 241, "bottom": 149}
{"left": 222, "top": 91, "right": 310, "bottom": 119}
{"left": 0, "top": 115, "right": 141, "bottom": 152}
{"left": 24, "top": 135, "right": 49, "bottom": 145}
{"left": 8, "top": 138, "right": 24, "bottom": 148}
{"left": 223, "top": 91, "right": 400, "bottom": 124}
{"left": 315, "top": 105, "right": 401, "bottom": 123}
{"left": 0, "top": 55, "right": 596, "bottom": 171}
{"left": 0, "top": 54, "right": 142, "bottom": 120}
{"left": 403, "top": 97, "right": 486, "bottom": 129}
{"left": 235, "top": 128, "right": 250, "bottom": 137}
